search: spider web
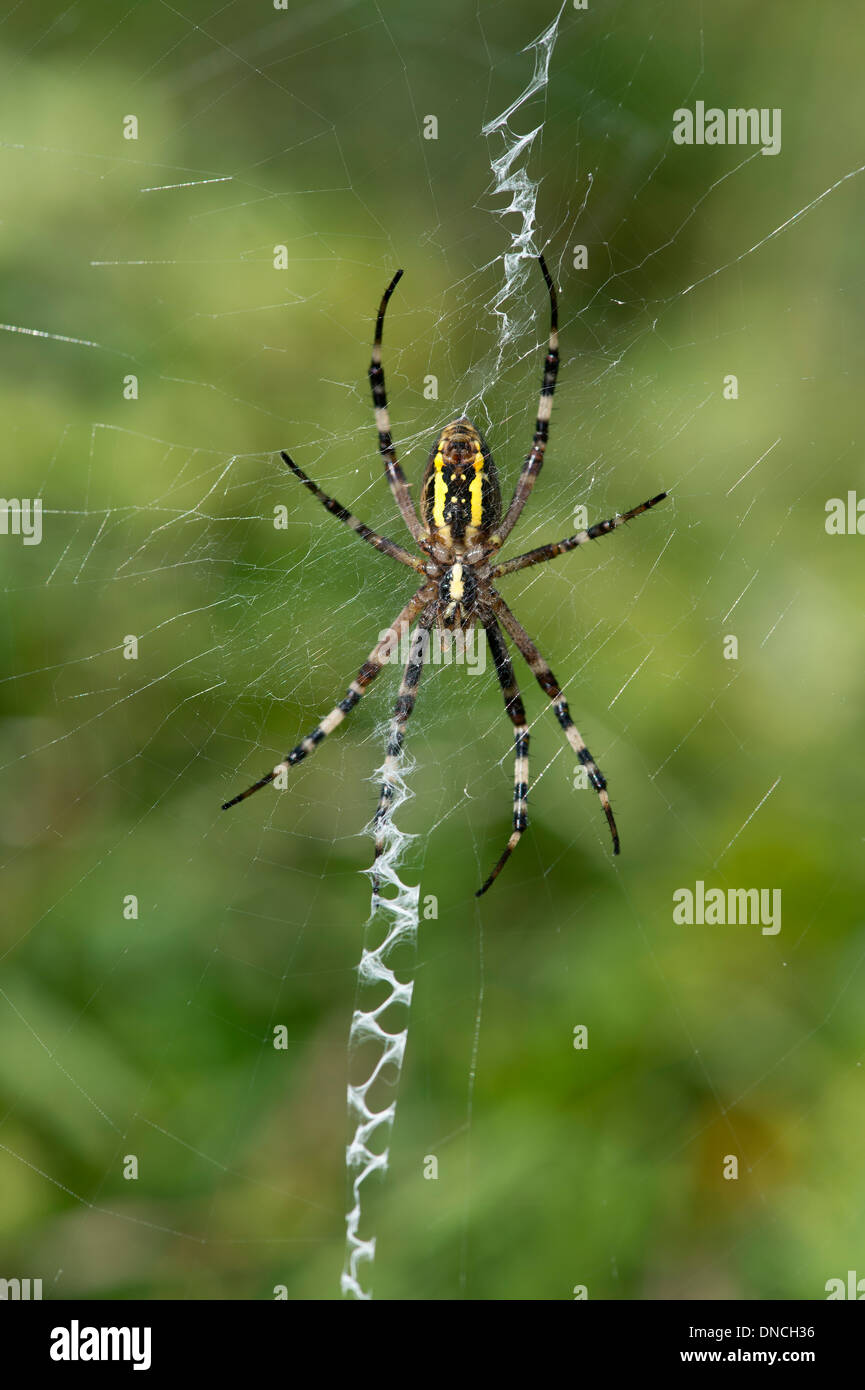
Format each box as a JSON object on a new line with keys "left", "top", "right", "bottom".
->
{"left": 1, "top": 0, "right": 864, "bottom": 1303}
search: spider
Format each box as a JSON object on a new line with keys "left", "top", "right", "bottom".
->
{"left": 222, "top": 255, "right": 666, "bottom": 896}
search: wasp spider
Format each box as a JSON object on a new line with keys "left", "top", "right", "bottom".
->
{"left": 223, "top": 256, "right": 666, "bottom": 895}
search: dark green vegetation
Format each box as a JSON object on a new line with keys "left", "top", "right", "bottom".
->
{"left": 1, "top": 2, "right": 863, "bottom": 1299}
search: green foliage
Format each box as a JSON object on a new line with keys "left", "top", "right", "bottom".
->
{"left": 0, "top": 1, "right": 862, "bottom": 1300}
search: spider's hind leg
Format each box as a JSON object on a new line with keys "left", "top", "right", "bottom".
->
{"left": 367, "top": 269, "right": 424, "bottom": 544}
{"left": 491, "top": 491, "right": 668, "bottom": 579}
{"left": 494, "top": 254, "right": 560, "bottom": 547}
{"left": 281, "top": 451, "right": 425, "bottom": 570}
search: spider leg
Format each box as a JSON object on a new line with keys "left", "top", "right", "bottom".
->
{"left": 491, "top": 591, "right": 620, "bottom": 855}
{"left": 281, "top": 451, "right": 425, "bottom": 571}
{"left": 221, "top": 586, "right": 434, "bottom": 811}
{"left": 371, "top": 609, "right": 434, "bottom": 893}
{"left": 368, "top": 270, "right": 425, "bottom": 544}
{"left": 494, "top": 254, "right": 559, "bottom": 547}
{"left": 492, "top": 492, "right": 667, "bottom": 578}
{"left": 476, "top": 618, "right": 530, "bottom": 897}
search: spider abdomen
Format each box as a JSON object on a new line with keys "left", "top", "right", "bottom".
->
{"left": 420, "top": 417, "right": 501, "bottom": 545}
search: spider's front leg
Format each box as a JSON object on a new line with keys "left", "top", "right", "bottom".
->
{"left": 221, "top": 585, "right": 436, "bottom": 811}
{"left": 371, "top": 609, "right": 435, "bottom": 895}
{"left": 476, "top": 618, "right": 530, "bottom": 897}
{"left": 491, "top": 590, "right": 620, "bottom": 856}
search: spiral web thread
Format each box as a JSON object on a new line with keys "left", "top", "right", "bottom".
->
{"left": 340, "top": 748, "right": 419, "bottom": 1300}
{"left": 340, "top": 6, "right": 563, "bottom": 1300}
{"left": 483, "top": 2, "right": 566, "bottom": 359}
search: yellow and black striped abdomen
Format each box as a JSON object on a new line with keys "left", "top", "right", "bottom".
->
{"left": 420, "top": 418, "right": 501, "bottom": 544}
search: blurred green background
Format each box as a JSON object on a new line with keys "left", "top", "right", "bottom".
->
{"left": 1, "top": 0, "right": 864, "bottom": 1300}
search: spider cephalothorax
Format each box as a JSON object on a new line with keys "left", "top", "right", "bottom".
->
{"left": 438, "top": 560, "right": 480, "bottom": 629}
{"left": 223, "top": 256, "right": 667, "bottom": 896}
